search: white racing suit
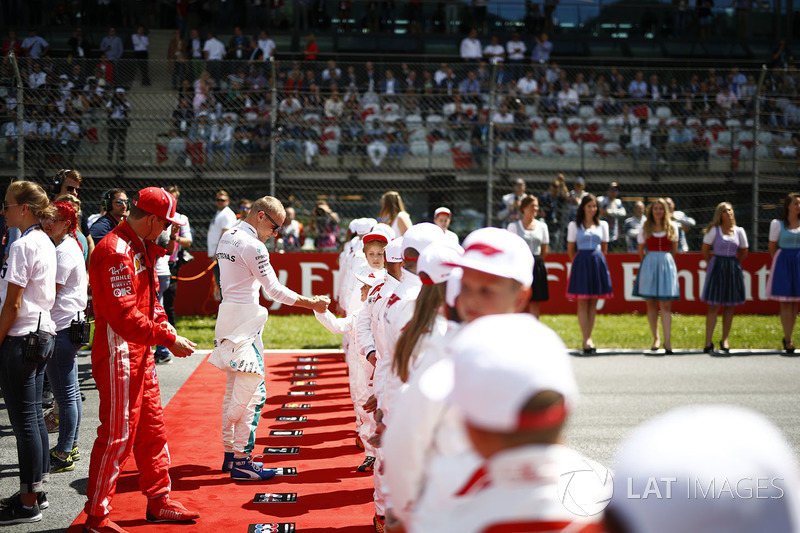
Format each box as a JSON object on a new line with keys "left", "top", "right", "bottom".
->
{"left": 210, "top": 221, "right": 299, "bottom": 456}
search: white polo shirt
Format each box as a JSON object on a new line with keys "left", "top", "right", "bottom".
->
{"left": 0, "top": 228, "right": 56, "bottom": 336}
{"left": 203, "top": 37, "right": 226, "bottom": 60}
{"left": 51, "top": 235, "right": 88, "bottom": 331}
{"left": 207, "top": 205, "right": 237, "bottom": 257}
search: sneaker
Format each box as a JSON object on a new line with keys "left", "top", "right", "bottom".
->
{"left": 222, "top": 452, "right": 263, "bottom": 473}
{"left": 230, "top": 455, "right": 275, "bottom": 481}
{"left": 0, "top": 492, "right": 47, "bottom": 510}
{"left": 0, "top": 498, "right": 40, "bottom": 525}
{"left": 358, "top": 456, "right": 376, "bottom": 473}
{"left": 154, "top": 352, "right": 173, "bottom": 365}
{"left": 44, "top": 408, "right": 59, "bottom": 433}
{"left": 71, "top": 445, "right": 81, "bottom": 462}
{"left": 145, "top": 495, "right": 199, "bottom": 522}
{"left": 83, "top": 515, "right": 129, "bottom": 533}
{"left": 373, "top": 514, "right": 385, "bottom": 533}
{"left": 50, "top": 449, "right": 75, "bottom": 473}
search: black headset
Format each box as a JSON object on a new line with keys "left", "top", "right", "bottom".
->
{"left": 101, "top": 189, "right": 115, "bottom": 212}
{"left": 50, "top": 169, "right": 72, "bottom": 198}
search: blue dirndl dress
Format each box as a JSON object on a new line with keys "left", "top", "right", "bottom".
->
{"left": 702, "top": 226, "right": 746, "bottom": 306}
{"left": 633, "top": 233, "right": 679, "bottom": 301}
{"left": 768, "top": 220, "right": 800, "bottom": 302}
{"left": 566, "top": 222, "right": 613, "bottom": 299}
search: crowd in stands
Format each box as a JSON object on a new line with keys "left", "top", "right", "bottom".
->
{"left": 3, "top": 26, "right": 800, "bottom": 170}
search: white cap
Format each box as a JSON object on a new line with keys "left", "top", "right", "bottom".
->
{"left": 385, "top": 237, "right": 404, "bottom": 263}
{"left": 115, "top": 87, "right": 125, "bottom": 94}
{"left": 363, "top": 223, "right": 393, "bottom": 244}
{"left": 445, "top": 267, "right": 462, "bottom": 308}
{"left": 418, "top": 241, "right": 464, "bottom": 285}
{"left": 349, "top": 218, "right": 376, "bottom": 236}
{"left": 402, "top": 222, "right": 444, "bottom": 260}
{"left": 434, "top": 207, "right": 452, "bottom": 218}
{"left": 450, "top": 314, "right": 577, "bottom": 433}
{"left": 608, "top": 405, "right": 800, "bottom": 533}
{"left": 446, "top": 227, "right": 533, "bottom": 287}
{"left": 355, "top": 267, "right": 385, "bottom": 287}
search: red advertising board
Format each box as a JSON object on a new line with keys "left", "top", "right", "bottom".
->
{"left": 173, "top": 252, "right": 778, "bottom": 316}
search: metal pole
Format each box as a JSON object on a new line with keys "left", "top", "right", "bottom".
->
{"left": 9, "top": 51, "right": 24, "bottom": 181}
{"left": 753, "top": 65, "right": 768, "bottom": 251}
{"left": 486, "top": 63, "right": 497, "bottom": 227}
{"left": 269, "top": 56, "right": 277, "bottom": 198}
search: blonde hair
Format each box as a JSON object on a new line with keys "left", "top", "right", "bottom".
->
{"left": 704, "top": 202, "right": 735, "bottom": 233}
{"left": 7, "top": 181, "right": 56, "bottom": 220}
{"left": 251, "top": 196, "right": 285, "bottom": 219}
{"left": 379, "top": 191, "right": 406, "bottom": 225}
{"left": 393, "top": 283, "right": 445, "bottom": 382}
{"left": 642, "top": 198, "right": 677, "bottom": 242}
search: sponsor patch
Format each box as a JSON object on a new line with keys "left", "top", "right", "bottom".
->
{"left": 133, "top": 253, "right": 146, "bottom": 275}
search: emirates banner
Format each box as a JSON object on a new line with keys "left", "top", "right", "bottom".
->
{"left": 174, "top": 252, "right": 777, "bottom": 316}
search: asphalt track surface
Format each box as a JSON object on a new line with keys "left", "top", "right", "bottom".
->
{"left": 1, "top": 347, "right": 799, "bottom": 532}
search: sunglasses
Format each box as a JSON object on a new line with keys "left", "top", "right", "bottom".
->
{"left": 65, "top": 185, "right": 80, "bottom": 196}
{"left": 215, "top": 198, "right": 227, "bottom": 203}
{"left": 2, "top": 202, "right": 19, "bottom": 210}
{"left": 114, "top": 199, "right": 129, "bottom": 206}
{"left": 260, "top": 210, "right": 280, "bottom": 233}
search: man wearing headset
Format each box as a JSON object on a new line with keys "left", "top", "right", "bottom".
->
{"left": 50, "top": 169, "right": 95, "bottom": 259}
{"left": 89, "top": 188, "right": 129, "bottom": 244}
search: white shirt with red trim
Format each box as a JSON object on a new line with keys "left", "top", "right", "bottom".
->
{"left": 424, "top": 444, "right": 605, "bottom": 533}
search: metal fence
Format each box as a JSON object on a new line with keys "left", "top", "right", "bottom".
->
{"left": 1, "top": 55, "right": 798, "bottom": 252}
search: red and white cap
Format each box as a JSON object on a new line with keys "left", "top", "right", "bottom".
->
{"left": 433, "top": 206, "right": 452, "bottom": 218}
{"left": 445, "top": 227, "right": 533, "bottom": 286}
{"left": 449, "top": 313, "right": 577, "bottom": 432}
{"left": 384, "top": 237, "right": 404, "bottom": 264}
{"left": 134, "top": 187, "right": 185, "bottom": 226}
{"left": 363, "top": 223, "right": 393, "bottom": 244}
{"left": 418, "top": 241, "right": 464, "bottom": 285}
{"left": 354, "top": 267, "right": 386, "bottom": 287}
{"left": 608, "top": 405, "right": 800, "bottom": 533}
{"left": 402, "top": 222, "right": 444, "bottom": 260}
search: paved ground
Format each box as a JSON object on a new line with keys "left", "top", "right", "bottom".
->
{"left": 1, "top": 348, "right": 799, "bottom": 532}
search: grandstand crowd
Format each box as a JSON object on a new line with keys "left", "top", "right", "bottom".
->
{"left": 2, "top": 26, "right": 800, "bottom": 170}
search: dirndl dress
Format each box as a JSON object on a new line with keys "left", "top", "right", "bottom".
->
{"left": 768, "top": 220, "right": 800, "bottom": 302}
{"left": 633, "top": 234, "right": 679, "bottom": 301}
{"left": 701, "top": 226, "right": 746, "bottom": 306}
{"left": 507, "top": 220, "right": 550, "bottom": 302}
{"left": 566, "top": 223, "right": 613, "bottom": 300}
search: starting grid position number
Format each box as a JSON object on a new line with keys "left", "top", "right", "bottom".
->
{"left": 253, "top": 493, "right": 298, "bottom": 503}
{"left": 247, "top": 523, "right": 296, "bottom": 532}
{"left": 277, "top": 416, "right": 307, "bottom": 422}
{"left": 263, "top": 447, "right": 300, "bottom": 454}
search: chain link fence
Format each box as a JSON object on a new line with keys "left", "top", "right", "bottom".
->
{"left": 0, "top": 55, "right": 796, "bottom": 251}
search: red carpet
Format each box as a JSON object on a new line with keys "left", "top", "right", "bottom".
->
{"left": 69, "top": 351, "right": 375, "bottom": 532}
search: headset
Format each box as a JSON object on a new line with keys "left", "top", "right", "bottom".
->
{"left": 50, "top": 169, "right": 72, "bottom": 198}
{"left": 101, "top": 188, "right": 130, "bottom": 212}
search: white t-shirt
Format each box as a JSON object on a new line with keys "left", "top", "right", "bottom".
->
{"left": 516, "top": 77, "right": 538, "bottom": 95}
{"left": 254, "top": 38, "right": 276, "bottom": 60}
{"left": 216, "top": 221, "right": 298, "bottom": 306}
{"left": 203, "top": 37, "right": 226, "bottom": 60}
{"left": 207, "top": 206, "right": 237, "bottom": 257}
{"left": 506, "top": 39, "right": 526, "bottom": 60}
{"left": 51, "top": 235, "right": 88, "bottom": 331}
{"left": 460, "top": 37, "right": 482, "bottom": 59}
{"left": 703, "top": 225, "right": 748, "bottom": 249}
{"left": 0, "top": 228, "right": 56, "bottom": 336}
{"left": 483, "top": 44, "right": 505, "bottom": 63}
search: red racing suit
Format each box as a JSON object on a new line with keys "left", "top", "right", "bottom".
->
{"left": 85, "top": 221, "right": 177, "bottom": 518}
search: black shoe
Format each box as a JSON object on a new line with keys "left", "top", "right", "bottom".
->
{"left": 783, "top": 338, "right": 796, "bottom": 354}
{"left": 664, "top": 346, "right": 673, "bottom": 355}
{"left": 703, "top": 343, "right": 714, "bottom": 354}
{"left": 0, "top": 497, "right": 41, "bottom": 524}
{"left": 154, "top": 352, "right": 173, "bottom": 365}
{"left": 50, "top": 449, "right": 75, "bottom": 473}
{"left": 0, "top": 492, "right": 47, "bottom": 510}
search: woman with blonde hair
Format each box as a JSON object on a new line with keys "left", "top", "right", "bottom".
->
{"left": 378, "top": 191, "right": 412, "bottom": 237}
{"left": 767, "top": 192, "right": 800, "bottom": 354}
{"left": 633, "top": 198, "right": 679, "bottom": 354}
{"left": 0, "top": 181, "right": 57, "bottom": 524}
{"left": 700, "top": 202, "right": 748, "bottom": 354}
